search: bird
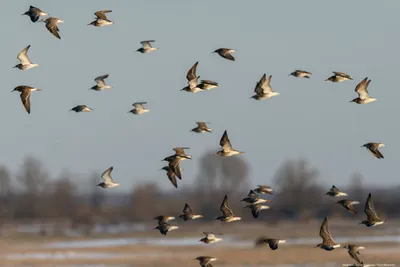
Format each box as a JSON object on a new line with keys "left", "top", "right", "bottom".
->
{"left": 70, "top": 105, "right": 93, "bottom": 113}
{"left": 97, "top": 167, "right": 120, "bottom": 188}
{"left": 167, "top": 158, "right": 183, "bottom": 180}
{"left": 325, "top": 71, "right": 353, "bottom": 82}
{"left": 344, "top": 244, "right": 365, "bottom": 265}
{"left": 360, "top": 193, "right": 386, "bottom": 227}
{"left": 215, "top": 130, "right": 244, "bottom": 156}
{"left": 326, "top": 185, "right": 348, "bottom": 197}
{"left": 88, "top": 10, "right": 114, "bottom": 27}
{"left": 199, "top": 232, "right": 223, "bottom": 244}
{"left": 179, "top": 203, "right": 204, "bottom": 221}
{"left": 315, "top": 217, "right": 340, "bottom": 251}
{"left": 289, "top": 70, "right": 312, "bottom": 78}
{"left": 213, "top": 48, "right": 236, "bottom": 61}
{"left": 153, "top": 215, "right": 176, "bottom": 225}
{"left": 40, "top": 17, "right": 64, "bottom": 39}
{"left": 154, "top": 222, "right": 179, "bottom": 235}
{"left": 241, "top": 190, "right": 270, "bottom": 205}
{"left": 215, "top": 195, "right": 241, "bottom": 222}
{"left": 350, "top": 77, "right": 376, "bottom": 104}
{"left": 246, "top": 203, "right": 270, "bottom": 218}
{"left": 195, "top": 256, "right": 218, "bottom": 267}
{"left": 136, "top": 40, "right": 159, "bottom": 53}
{"left": 251, "top": 74, "right": 280, "bottom": 100}
{"left": 191, "top": 122, "right": 212, "bottom": 133}
{"left": 160, "top": 166, "right": 180, "bottom": 188}
{"left": 163, "top": 148, "right": 192, "bottom": 162}
{"left": 336, "top": 199, "right": 360, "bottom": 214}
{"left": 181, "top": 62, "right": 202, "bottom": 93}
{"left": 13, "top": 45, "right": 39, "bottom": 70}
{"left": 90, "top": 74, "right": 112, "bottom": 91}
{"left": 362, "top": 142, "right": 385, "bottom": 159}
{"left": 253, "top": 185, "right": 273, "bottom": 195}
{"left": 197, "top": 80, "right": 221, "bottom": 91}
{"left": 22, "top": 5, "right": 48, "bottom": 23}
{"left": 129, "top": 102, "right": 150, "bottom": 115}
{"left": 12, "top": 86, "right": 41, "bottom": 114}
{"left": 259, "top": 238, "right": 286, "bottom": 250}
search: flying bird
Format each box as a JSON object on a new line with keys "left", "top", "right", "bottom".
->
{"left": 40, "top": 17, "right": 64, "bottom": 39}
{"left": 163, "top": 147, "right": 192, "bottom": 162}
{"left": 325, "top": 71, "right": 353, "bottom": 82}
{"left": 153, "top": 215, "right": 176, "bottom": 225}
{"left": 90, "top": 74, "right": 112, "bottom": 91}
{"left": 336, "top": 199, "right": 360, "bottom": 215}
{"left": 215, "top": 130, "right": 244, "bottom": 156}
{"left": 326, "top": 185, "right": 348, "bottom": 197}
{"left": 251, "top": 74, "right": 280, "bottom": 100}
{"left": 362, "top": 142, "right": 384, "bottom": 159}
{"left": 22, "top": 5, "right": 48, "bottom": 22}
{"left": 195, "top": 256, "right": 218, "bottom": 267}
{"left": 12, "top": 85, "right": 41, "bottom": 114}
{"left": 191, "top": 122, "right": 212, "bottom": 133}
{"left": 14, "top": 45, "right": 39, "bottom": 70}
{"left": 241, "top": 190, "right": 270, "bottom": 205}
{"left": 344, "top": 244, "right": 365, "bottom": 265}
{"left": 213, "top": 48, "right": 236, "bottom": 61}
{"left": 199, "top": 232, "right": 223, "bottom": 244}
{"left": 360, "top": 193, "right": 386, "bottom": 227}
{"left": 154, "top": 223, "right": 179, "bottom": 235}
{"left": 160, "top": 166, "right": 180, "bottom": 188}
{"left": 215, "top": 195, "right": 241, "bottom": 222}
{"left": 179, "top": 203, "right": 204, "bottom": 221}
{"left": 259, "top": 238, "right": 286, "bottom": 250}
{"left": 350, "top": 77, "right": 376, "bottom": 104}
{"left": 315, "top": 217, "right": 340, "bottom": 251}
{"left": 253, "top": 185, "right": 273, "bottom": 195}
{"left": 289, "top": 70, "right": 312, "bottom": 78}
{"left": 97, "top": 167, "right": 120, "bottom": 188}
{"left": 70, "top": 105, "right": 93, "bottom": 113}
{"left": 129, "top": 102, "right": 150, "bottom": 115}
{"left": 88, "top": 10, "right": 114, "bottom": 27}
{"left": 136, "top": 40, "right": 159, "bottom": 53}
{"left": 246, "top": 203, "right": 270, "bottom": 218}
{"left": 181, "top": 62, "right": 202, "bottom": 93}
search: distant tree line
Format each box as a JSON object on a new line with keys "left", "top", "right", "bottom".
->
{"left": 0, "top": 154, "right": 398, "bottom": 235}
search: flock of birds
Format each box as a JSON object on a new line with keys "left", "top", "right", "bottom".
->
{"left": 17, "top": 5, "right": 387, "bottom": 267}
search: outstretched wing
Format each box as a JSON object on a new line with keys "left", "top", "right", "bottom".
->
{"left": 355, "top": 77, "right": 371, "bottom": 99}
{"left": 186, "top": 62, "right": 199, "bottom": 82}
{"left": 319, "top": 217, "right": 335, "bottom": 244}
{"left": 101, "top": 166, "right": 115, "bottom": 184}
{"left": 183, "top": 203, "right": 192, "bottom": 214}
{"left": 364, "top": 193, "right": 381, "bottom": 222}
{"left": 95, "top": 10, "right": 112, "bottom": 20}
{"left": 140, "top": 40, "right": 155, "bottom": 48}
{"left": 220, "top": 195, "right": 234, "bottom": 217}
{"left": 220, "top": 130, "right": 233, "bottom": 151}
{"left": 20, "top": 89, "right": 31, "bottom": 114}
{"left": 17, "top": 45, "right": 32, "bottom": 65}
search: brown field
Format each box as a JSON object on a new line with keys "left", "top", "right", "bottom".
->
{"left": 0, "top": 219, "right": 398, "bottom": 266}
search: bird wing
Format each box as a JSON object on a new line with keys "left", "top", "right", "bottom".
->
{"left": 251, "top": 205, "right": 261, "bottom": 218}
{"left": 183, "top": 203, "right": 192, "bottom": 214}
{"left": 95, "top": 74, "right": 109, "bottom": 87}
{"left": 173, "top": 147, "right": 189, "bottom": 155}
{"left": 346, "top": 201, "right": 357, "bottom": 214}
{"left": 247, "top": 190, "right": 259, "bottom": 199}
{"left": 167, "top": 171, "right": 177, "bottom": 188}
{"left": 186, "top": 62, "right": 199, "bottom": 82}
{"left": 196, "top": 122, "right": 207, "bottom": 128}
{"left": 132, "top": 102, "right": 146, "bottom": 109}
{"left": 331, "top": 185, "right": 340, "bottom": 194}
{"left": 254, "top": 74, "right": 266, "bottom": 95}
{"left": 205, "top": 232, "right": 216, "bottom": 239}
{"left": 297, "top": 70, "right": 312, "bottom": 75}
{"left": 200, "top": 80, "right": 218, "bottom": 85}
{"left": 46, "top": 20, "right": 61, "bottom": 39}
{"left": 140, "top": 40, "right": 155, "bottom": 48}
{"left": 220, "top": 51, "right": 235, "bottom": 61}
{"left": 260, "top": 75, "right": 273, "bottom": 93}
{"left": 17, "top": 45, "right": 32, "bottom": 65}
{"left": 220, "top": 130, "right": 233, "bottom": 151}
{"left": 355, "top": 77, "right": 371, "bottom": 99}
{"left": 101, "top": 166, "right": 115, "bottom": 184}
{"left": 267, "top": 239, "right": 279, "bottom": 250}
{"left": 319, "top": 217, "right": 335, "bottom": 244}
{"left": 348, "top": 247, "right": 362, "bottom": 264}
{"left": 20, "top": 89, "right": 31, "bottom": 114}
{"left": 220, "top": 195, "right": 234, "bottom": 217}
{"left": 95, "top": 10, "right": 112, "bottom": 20}
{"left": 368, "top": 146, "right": 384, "bottom": 159}
{"left": 364, "top": 193, "right": 381, "bottom": 222}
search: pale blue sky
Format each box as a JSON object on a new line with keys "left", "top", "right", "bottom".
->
{"left": 2, "top": 0, "right": 399, "bottom": 191}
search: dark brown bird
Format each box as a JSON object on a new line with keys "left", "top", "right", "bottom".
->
{"left": 258, "top": 238, "right": 287, "bottom": 250}
{"left": 195, "top": 256, "right": 218, "bottom": 267}
{"left": 12, "top": 86, "right": 41, "bottom": 114}
{"left": 336, "top": 199, "right": 360, "bottom": 214}
{"left": 154, "top": 222, "right": 179, "bottom": 235}
{"left": 179, "top": 203, "right": 203, "bottom": 221}
{"left": 362, "top": 142, "right": 385, "bottom": 159}
{"left": 40, "top": 17, "right": 64, "bottom": 39}
{"left": 315, "top": 217, "right": 340, "bottom": 251}
{"left": 70, "top": 105, "right": 93, "bottom": 113}
{"left": 153, "top": 215, "right": 176, "bottom": 225}
{"left": 215, "top": 195, "right": 241, "bottom": 222}
{"left": 350, "top": 77, "right": 377, "bottom": 104}
{"left": 22, "top": 5, "right": 48, "bottom": 22}
{"left": 88, "top": 10, "right": 114, "bottom": 27}
{"left": 360, "top": 193, "right": 386, "bottom": 227}
{"left": 325, "top": 71, "right": 353, "bottom": 82}
{"left": 160, "top": 166, "right": 180, "bottom": 188}
{"left": 213, "top": 48, "right": 236, "bottom": 61}
{"left": 344, "top": 244, "right": 365, "bottom": 265}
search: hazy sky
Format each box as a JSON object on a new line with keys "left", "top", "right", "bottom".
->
{"left": 3, "top": 1, "right": 400, "bottom": 191}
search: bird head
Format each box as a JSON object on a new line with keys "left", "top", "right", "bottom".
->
{"left": 314, "top": 243, "right": 322, "bottom": 248}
